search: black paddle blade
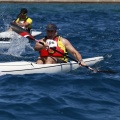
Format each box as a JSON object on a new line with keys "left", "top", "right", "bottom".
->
{"left": 96, "top": 69, "right": 117, "bottom": 74}
{"left": 10, "top": 22, "right": 35, "bottom": 40}
{"left": 90, "top": 68, "right": 116, "bottom": 74}
{"left": 10, "top": 22, "right": 27, "bottom": 34}
{"left": 87, "top": 65, "right": 116, "bottom": 74}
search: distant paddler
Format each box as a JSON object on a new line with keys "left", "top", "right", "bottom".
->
{"left": 9, "top": 8, "right": 32, "bottom": 33}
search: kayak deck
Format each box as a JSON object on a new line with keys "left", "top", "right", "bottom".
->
{"left": 0, "top": 56, "right": 103, "bottom": 75}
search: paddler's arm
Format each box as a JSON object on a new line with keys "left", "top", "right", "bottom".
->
{"left": 15, "top": 18, "right": 32, "bottom": 28}
{"left": 34, "top": 39, "right": 48, "bottom": 51}
{"left": 62, "top": 38, "right": 86, "bottom": 66}
{"left": 16, "top": 21, "right": 30, "bottom": 28}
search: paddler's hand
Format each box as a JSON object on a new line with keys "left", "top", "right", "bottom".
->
{"left": 79, "top": 60, "right": 97, "bottom": 72}
{"left": 78, "top": 61, "right": 86, "bottom": 66}
{"left": 38, "top": 41, "right": 49, "bottom": 48}
{"left": 43, "top": 42, "right": 49, "bottom": 48}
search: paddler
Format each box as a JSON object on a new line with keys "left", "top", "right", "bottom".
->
{"left": 34, "top": 23, "right": 86, "bottom": 66}
{"left": 10, "top": 8, "right": 32, "bottom": 33}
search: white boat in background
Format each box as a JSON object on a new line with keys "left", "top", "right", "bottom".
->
{"left": 0, "top": 56, "right": 103, "bottom": 76}
{"left": 0, "top": 30, "right": 42, "bottom": 40}
{"left": 31, "top": 30, "right": 42, "bottom": 37}
{"left": 0, "top": 30, "right": 42, "bottom": 49}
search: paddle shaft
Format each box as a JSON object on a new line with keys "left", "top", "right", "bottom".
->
{"left": 34, "top": 40, "right": 95, "bottom": 72}
{"left": 14, "top": 13, "right": 21, "bottom": 22}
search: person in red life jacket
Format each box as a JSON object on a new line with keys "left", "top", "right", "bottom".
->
{"left": 14, "top": 8, "right": 32, "bottom": 33}
{"left": 34, "top": 23, "right": 86, "bottom": 66}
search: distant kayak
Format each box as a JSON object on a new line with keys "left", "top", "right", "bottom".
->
{"left": 0, "top": 30, "right": 42, "bottom": 49}
{"left": 0, "top": 30, "right": 42, "bottom": 40}
{"left": 0, "top": 56, "right": 103, "bottom": 76}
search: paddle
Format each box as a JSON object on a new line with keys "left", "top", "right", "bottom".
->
{"left": 10, "top": 22, "right": 34, "bottom": 39}
{"left": 14, "top": 13, "right": 21, "bottom": 22}
{"left": 10, "top": 22, "right": 115, "bottom": 73}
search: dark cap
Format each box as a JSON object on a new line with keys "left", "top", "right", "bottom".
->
{"left": 46, "top": 23, "right": 57, "bottom": 30}
{"left": 20, "top": 8, "right": 28, "bottom": 14}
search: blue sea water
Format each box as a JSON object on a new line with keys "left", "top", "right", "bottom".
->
{"left": 0, "top": 3, "right": 120, "bottom": 120}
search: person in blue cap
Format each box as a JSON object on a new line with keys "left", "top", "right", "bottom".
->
{"left": 34, "top": 23, "right": 85, "bottom": 66}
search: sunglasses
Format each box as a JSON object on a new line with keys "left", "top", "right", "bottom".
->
{"left": 47, "top": 30, "right": 56, "bottom": 32}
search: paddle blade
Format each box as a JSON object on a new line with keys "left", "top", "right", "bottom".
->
{"left": 10, "top": 22, "right": 35, "bottom": 40}
{"left": 10, "top": 22, "right": 27, "bottom": 34}
{"left": 96, "top": 69, "right": 117, "bottom": 74}
{"left": 90, "top": 68, "right": 116, "bottom": 74}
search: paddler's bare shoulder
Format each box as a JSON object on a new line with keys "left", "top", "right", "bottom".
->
{"left": 61, "top": 37, "right": 71, "bottom": 46}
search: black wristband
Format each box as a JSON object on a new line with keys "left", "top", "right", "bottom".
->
{"left": 85, "top": 65, "right": 89, "bottom": 68}
{"left": 39, "top": 42, "right": 44, "bottom": 46}
{"left": 78, "top": 60, "right": 82, "bottom": 65}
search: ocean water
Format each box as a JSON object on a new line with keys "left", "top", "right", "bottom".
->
{"left": 0, "top": 3, "right": 120, "bottom": 120}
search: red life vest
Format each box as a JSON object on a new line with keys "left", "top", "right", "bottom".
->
{"left": 40, "top": 36, "right": 65, "bottom": 57}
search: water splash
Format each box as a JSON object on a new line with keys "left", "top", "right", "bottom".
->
{"left": 7, "top": 38, "right": 32, "bottom": 57}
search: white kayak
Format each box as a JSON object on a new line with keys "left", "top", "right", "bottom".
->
{"left": 0, "top": 30, "right": 42, "bottom": 40}
{"left": 0, "top": 56, "right": 103, "bottom": 76}
{"left": 0, "top": 30, "right": 42, "bottom": 49}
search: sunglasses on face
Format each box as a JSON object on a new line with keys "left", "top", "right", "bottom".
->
{"left": 47, "top": 30, "right": 56, "bottom": 32}
{"left": 20, "top": 13, "right": 26, "bottom": 16}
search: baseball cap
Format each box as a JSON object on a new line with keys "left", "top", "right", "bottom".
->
{"left": 46, "top": 23, "right": 57, "bottom": 30}
{"left": 20, "top": 8, "right": 28, "bottom": 14}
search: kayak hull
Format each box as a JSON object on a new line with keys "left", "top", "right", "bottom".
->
{"left": 0, "top": 56, "right": 103, "bottom": 75}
